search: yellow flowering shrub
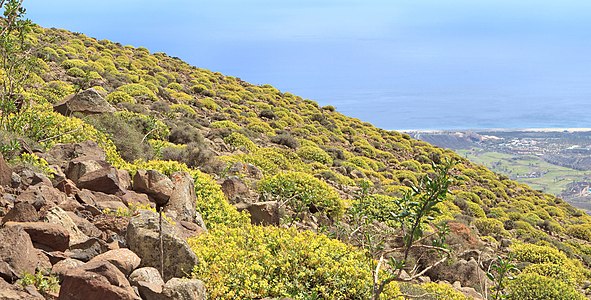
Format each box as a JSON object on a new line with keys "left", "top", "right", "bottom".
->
{"left": 189, "top": 225, "right": 401, "bottom": 299}
{"left": 259, "top": 171, "right": 344, "bottom": 218}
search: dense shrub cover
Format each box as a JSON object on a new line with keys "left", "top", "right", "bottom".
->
{"left": 259, "top": 171, "right": 345, "bottom": 219}
{"left": 188, "top": 225, "right": 401, "bottom": 299}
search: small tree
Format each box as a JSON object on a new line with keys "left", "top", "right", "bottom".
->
{"left": 341, "top": 159, "right": 456, "bottom": 299}
{"left": 0, "top": 0, "right": 33, "bottom": 128}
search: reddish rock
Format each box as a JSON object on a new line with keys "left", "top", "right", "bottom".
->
{"left": 132, "top": 170, "right": 173, "bottom": 206}
{"left": 221, "top": 176, "right": 249, "bottom": 202}
{"left": 58, "top": 261, "right": 138, "bottom": 300}
{"left": 0, "top": 154, "right": 12, "bottom": 187}
{"left": 0, "top": 226, "right": 43, "bottom": 282}
{"left": 118, "top": 169, "right": 132, "bottom": 190}
{"left": 2, "top": 202, "right": 39, "bottom": 224}
{"left": 163, "top": 171, "right": 196, "bottom": 222}
{"left": 41, "top": 141, "right": 106, "bottom": 169}
{"left": 4, "top": 221, "right": 70, "bottom": 252}
{"left": 53, "top": 88, "right": 116, "bottom": 116}
{"left": 77, "top": 167, "right": 124, "bottom": 195}
{"left": 120, "top": 190, "right": 151, "bottom": 207}
{"left": 16, "top": 185, "right": 66, "bottom": 211}
{"left": 93, "top": 214, "right": 130, "bottom": 238}
{"left": 55, "top": 179, "right": 80, "bottom": 196}
{"left": 44, "top": 207, "right": 89, "bottom": 246}
{"left": 0, "top": 277, "right": 44, "bottom": 300}
{"left": 51, "top": 258, "right": 84, "bottom": 281}
{"left": 89, "top": 248, "right": 141, "bottom": 276}
{"left": 237, "top": 201, "right": 280, "bottom": 226}
{"left": 65, "top": 212, "right": 102, "bottom": 238}
{"left": 58, "top": 197, "right": 84, "bottom": 212}
{"left": 65, "top": 160, "right": 106, "bottom": 183}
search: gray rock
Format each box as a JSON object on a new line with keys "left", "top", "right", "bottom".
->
{"left": 67, "top": 238, "right": 109, "bottom": 262}
{"left": 44, "top": 207, "right": 89, "bottom": 246}
{"left": 126, "top": 210, "right": 198, "bottom": 281}
{"left": 159, "top": 278, "right": 207, "bottom": 300}
{"left": 129, "top": 267, "right": 165, "bottom": 287}
{"left": 53, "top": 88, "right": 115, "bottom": 116}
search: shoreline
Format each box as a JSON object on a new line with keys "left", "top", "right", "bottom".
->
{"left": 399, "top": 128, "right": 591, "bottom": 133}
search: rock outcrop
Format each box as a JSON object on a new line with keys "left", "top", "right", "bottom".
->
{"left": 126, "top": 210, "right": 199, "bottom": 281}
{"left": 53, "top": 88, "right": 116, "bottom": 116}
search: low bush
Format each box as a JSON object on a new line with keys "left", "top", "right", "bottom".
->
{"left": 506, "top": 273, "right": 585, "bottom": 300}
{"left": 258, "top": 171, "right": 344, "bottom": 219}
{"left": 189, "top": 225, "right": 400, "bottom": 299}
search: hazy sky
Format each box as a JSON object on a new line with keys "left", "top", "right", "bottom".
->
{"left": 26, "top": 0, "right": 591, "bottom": 129}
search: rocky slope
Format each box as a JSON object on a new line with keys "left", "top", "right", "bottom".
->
{"left": 0, "top": 24, "right": 591, "bottom": 299}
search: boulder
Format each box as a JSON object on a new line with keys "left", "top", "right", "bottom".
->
{"left": 89, "top": 249, "right": 141, "bottom": 276}
{"left": 67, "top": 238, "right": 109, "bottom": 262}
{"left": 132, "top": 170, "right": 174, "bottom": 206}
{"left": 2, "top": 202, "right": 39, "bottom": 224}
{"left": 65, "top": 160, "right": 107, "bottom": 184}
{"left": 120, "top": 190, "right": 152, "bottom": 207}
{"left": 0, "top": 277, "right": 44, "bottom": 300}
{"left": 163, "top": 171, "right": 196, "bottom": 222}
{"left": 53, "top": 88, "right": 116, "bottom": 116}
{"left": 0, "top": 153, "right": 11, "bottom": 187}
{"left": 129, "top": 267, "right": 165, "bottom": 287}
{"left": 126, "top": 210, "right": 198, "bottom": 281}
{"left": 44, "top": 207, "right": 89, "bottom": 246}
{"left": 16, "top": 184, "right": 66, "bottom": 211}
{"left": 58, "top": 260, "right": 139, "bottom": 300}
{"left": 118, "top": 169, "right": 132, "bottom": 190}
{"left": 55, "top": 179, "right": 79, "bottom": 196}
{"left": 76, "top": 167, "right": 124, "bottom": 195}
{"left": 58, "top": 197, "right": 84, "bottom": 212}
{"left": 65, "top": 212, "right": 102, "bottom": 238}
{"left": 51, "top": 258, "right": 85, "bottom": 280}
{"left": 0, "top": 226, "right": 43, "bottom": 282}
{"left": 160, "top": 278, "right": 207, "bottom": 300}
{"left": 4, "top": 221, "right": 70, "bottom": 252}
{"left": 221, "top": 176, "right": 249, "bottom": 203}
{"left": 237, "top": 201, "right": 280, "bottom": 226}
{"left": 42, "top": 141, "right": 106, "bottom": 168}
{"left": 92, "top": 214, "right": 130, "bottom": 240}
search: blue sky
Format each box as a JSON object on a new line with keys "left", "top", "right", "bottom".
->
{"left": 26, "top": 0, "right": 591, "bottom": 129}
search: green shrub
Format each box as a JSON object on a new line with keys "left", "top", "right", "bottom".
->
{"left": 506, "top": 273, "right": 585, "bottom": 300}
{"left": 66, "top": 66, "right": 86, "bottom": 77}
{"left": 189, "top": 225, "right": 400, "bottom": 299}
{"left": 421, "top": 282, "right": 469, "bottom": 300}
{"left": 296, "top": 146, "right": 333, "bottom": 166}
{"left": 259, "top": 171, "right": 344, "bottom": 218}
{"left": 473, "top": 218, "right": 506, "bottom": 237}
{"left": 566, "top": 224, "right": 591, "bottom": 242}
{"left": 106, "top": 91, "right": 136, "bottom": 104}
{"left": 115, "top": 83, "right": 158, "bottom": 102}
{"left": 522, "top": 263, "right": 581, "bottom": 286}
{"left": 210, "top": 120, "right": 240, "bottom": 130}
{"left": 224, "top": 132, "right": 257, "bottom": 152}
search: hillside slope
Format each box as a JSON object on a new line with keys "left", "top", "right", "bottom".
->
{"left": 2, "top": 25, "right": 591, "bottom": 299}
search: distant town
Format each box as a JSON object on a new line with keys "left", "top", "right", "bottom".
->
{"left": 407, "top": 129, "right": 591, "bottom": 212}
